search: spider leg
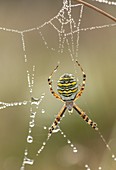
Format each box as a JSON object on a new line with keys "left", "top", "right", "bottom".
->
{"left": 48, "top": 104, "right": 67, "bottom": 137}
{"left": 73, "top": 103, "right": 98, "bottom": 130}
{"left": 48, "top": 63, "right": 63, "bottom": 101}
{"left": 74, "top": 60, "right": 86, "bottom": 101}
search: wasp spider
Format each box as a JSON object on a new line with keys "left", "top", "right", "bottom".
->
{"left": 48, "top": 61, "right": 98, "bottom": 136}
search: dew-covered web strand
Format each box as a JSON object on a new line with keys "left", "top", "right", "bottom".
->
{"left": 20, "top": 32, "right": 45, "bottom": 169}
{"left": 98, "top": 130, "right": 116, "bottom": 161}
{"left": 59, "top": 128, "right": 78, "bottom": 153}
{"left": 75, "top": 4, "right": 83, "bottom": 59}
{"left": 92, "top": 0, "right": 116, "bottom": 6}
{"left": 20, "top": 66, "right": 45, "bottom": 170}
{"left": 21, "top": 32, "right": 28, "bottom": 63}
{"left": 94, "top": 127, "right": 116, "bottom": 162}
{"left": 0, "top": 101, "right": 29, "bottom": 110}
{"left": 27, "top": 65, "right": 35, "bottom": 96}
{"left": 20, "top": 30, "right": 46, "bottom": 170}
{"left": 35, "top": 125, "right": 78, "bottom": 156}
{"left": 68, "top": 0, "right": 76, "bottom": 55}
{"left": 67, "top": 3, "right": 84, "bottom": 74}
{"left": 35, "top": 108, "right": 78, "bottom": 156}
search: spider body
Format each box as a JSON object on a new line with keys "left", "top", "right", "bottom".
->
{"left": 57, "top": 73, "right": 78, "bottom": 113}
{"left": 57, "top": 73, "right": 78, "bottom": 101}
{"left": 48, "top": 61, "right": 98, "bottom": 137}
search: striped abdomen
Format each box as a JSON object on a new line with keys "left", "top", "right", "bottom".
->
{"left": 57, "top": 73, "right": 78, "bottom": 101}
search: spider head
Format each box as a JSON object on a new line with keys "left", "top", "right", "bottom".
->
{"left": 57, "top": 73, "right": 78, "bottom": 101}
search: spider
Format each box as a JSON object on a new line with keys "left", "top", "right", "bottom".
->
{"left": 48, "top": 60, "right": 98, "bottom": 137}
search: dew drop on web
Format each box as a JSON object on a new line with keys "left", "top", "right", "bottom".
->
{"left": 29, "top": 119, "right": 35, "bottom": 128}
{"left": 27, "top": 135, "right": 33, "bottom": 143}
{"left": 43, "top": 126, "right": 47, "bottom": 130}
{"left": 41, "top": 108, "right": 45, "bottom": 113}
{"left": 85, "top": 164, "right": 91, "bottom": 170}
{"left": 73, "top": 146, "right": 78, "bottom": 153}
{"left": 52, "top": 126, "right": 60, "bottom": 133}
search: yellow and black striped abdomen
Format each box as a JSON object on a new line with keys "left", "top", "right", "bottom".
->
{"left": 57, "top": 73, "right": 78, "bottom": 101}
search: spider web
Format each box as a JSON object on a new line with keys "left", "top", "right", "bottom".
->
{"left": 0, "top": 0, "right": 116, "bottom": 170}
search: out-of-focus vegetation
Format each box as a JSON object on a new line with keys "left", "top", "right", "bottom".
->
{"left": 0, "top": 0, "right": 116, "bottom": 170}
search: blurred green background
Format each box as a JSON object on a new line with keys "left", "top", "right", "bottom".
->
{"left": 0, "top": 0, "right": 116, "bottom": 170}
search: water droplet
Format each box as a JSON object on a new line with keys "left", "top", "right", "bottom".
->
{"left": 27, "top": 135, "right": 33, "bottom": 143}
{"left": 85, "top": 164, "right": 91, "bottom": 170}
{"left": 29, "top": 120, "right": 35, "bottom": 128}
{"left": 41, "top": 109, "right": 45, "bottom": 113}
{"left": 19, "top": 102, "right": 22, "bottom": 106}
{"left": 43, "top": 142, "right": 46, "bottom": 146}
{"left": 23, "top": 157, "right": 34, "bottom": 165}
{"left": 30, "top": 112, "right": 36, "bottom": 118}
{"left": 61, "top": 131, "right": 63, "bottom": 135}
{"left": 73, "top": 149, "right": 78, "bottom": 153}
{"left": 67, "top": 140, "right": 71, "bottom": 144}
{"left": 106, "top": 144, "right": 109, "bottom": 148}
{"left": 37, "top": 145, "right": 45, "bottom": 155}
{"left": 112, "top": 154, "right": 116, "bottom": 161}
{"left": 23, "top": 101, "right": 28, "bottom": 105}
{"left": 24, "top": 149, "right": 28, "bottom": 156}
{"left": 30, "top": 89, "right": 32, "bottom": 93}
{"left": 112, "top": 154, "right": 115, "bottom": 158}
{"left": 41, "top": 93, "right": 45, "bottom": 98}
{"left": 71, "top": 144, "right": 74, "bottom": 147}
{"left": 29, "top": 128, "right": 32, "bottom": 133}
{"left": 73, "top": 147, "right": 78, "bottom": 153}
{"left": 52, "top": 126, "right": 60, "bottom": 133}
{"left": 43, "top": 126, "right": 47, "bottom": 130}
{"left": 14, "top": 102, "right": 18, "bottom": 106}
{"left": 11, "top": 103, "right": 14, "bottom": 106}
